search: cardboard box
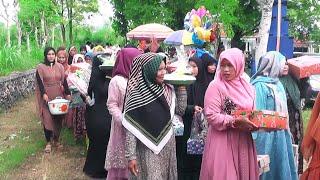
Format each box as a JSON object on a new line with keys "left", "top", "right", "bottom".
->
{"left": 232, "top": 110, "right": 287, "bottom": 130}
{"left": 287, "top": 56, "right": 320, "bottom": 79}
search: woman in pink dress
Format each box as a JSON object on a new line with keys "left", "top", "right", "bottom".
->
{"left": 105, "top": 48, "right": 142, "bottom": 180}
{"left": 200, "top": 48, "right": 259, "bottom": 180}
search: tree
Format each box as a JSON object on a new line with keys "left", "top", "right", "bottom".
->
{"left": 197, "top": 0, "right": 260, "bottom": 49}
{"left": 0, "top": 0, "right": 15, "bottom": 47}
{"left": 111, "top": 0, "right": 128, "bottom": 37}
{"left": 18, "top": 0, "right": 59, "bottom": 48}
{"left": 163, "top": 0, "right": 196, "bottom": 30}
{"left": 111, "top": 0, "right": 195, "bottom": 37}
{"left": 288, "top": 0, "right": 320, "bottom": 44}
{"left": 255, "top": 0, "right": 274, "bottom": 64}
{"left": 64, "top": 0, "right": 98, "bottom": 44}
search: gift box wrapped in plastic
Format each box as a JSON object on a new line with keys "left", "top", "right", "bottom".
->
{"left": 232, "top": 110, "right": 287, "bottom": 130}
{"left": 257, "top": 155, "right": 270, "bottom": 175}
{"left": 172, "top": 115, "right": 184, "bottom": 136}
{"left": 287, "top": 56, "right": 320, "bottom": 79}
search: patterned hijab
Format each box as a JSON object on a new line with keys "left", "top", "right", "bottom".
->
{"left": 122, "top": 53, "right": 174, "bottom": 154}
{"left": 251, "top": 51, "right": 286, "bottom": 80}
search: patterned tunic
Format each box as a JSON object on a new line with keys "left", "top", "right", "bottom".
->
{"left": 125, "top": 86, "right": 187, "bottom": 180}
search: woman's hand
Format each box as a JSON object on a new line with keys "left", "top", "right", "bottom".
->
{"left": 194, "top": 105, "right": 203, "bottom": 113}
{"left": 233, "top": 118, "right": 258, "bottom": 132}
{"left": 43, "top": 94, "right": 49, "bottom": 103}
{"left": 128, "top": 160, "right": 139, "bottom": 176}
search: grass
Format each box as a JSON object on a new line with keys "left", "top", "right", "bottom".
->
{"left": 302, "top": 108, "right": 312, "bottom": 132}
{"left": 0, "top": 95, "right": 44, "bottom": 176}
{"left": 0, "top": 131, "right": 45, "bottom": 176}
{"left": 0, "top": 45, "right": 43, "bottom": 76}
{"left": 0, "top": 95, "right": 86, "bottom": 177}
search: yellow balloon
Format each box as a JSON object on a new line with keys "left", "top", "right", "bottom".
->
{"left": 195, "top": 27, "right": 205, "bottom": 40}
{"left": 204, "top": 30, "right": 211, "bottom": 42}
{"left": 191, "top": 14, "right": 202, "bottom": 28}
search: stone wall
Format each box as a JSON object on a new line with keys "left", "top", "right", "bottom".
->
{"left": 0, "top": 69, "right": 36, "bottom": 112}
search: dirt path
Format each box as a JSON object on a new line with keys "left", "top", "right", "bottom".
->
{"left": 4, "top": 145, "right": 87, "bottom": 179}
{"left": 1, "top": 95, "right": 89, "bottom": 179}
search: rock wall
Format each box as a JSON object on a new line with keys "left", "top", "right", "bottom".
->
{"left": 0, "top": 69, "right": 36, "bottom": 112}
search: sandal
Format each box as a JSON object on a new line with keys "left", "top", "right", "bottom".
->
{"left": 44, "top": 143, "right": 52, "bottom": 153}
{"left": 55, "top": 142, "right": 63, "bottom": 149}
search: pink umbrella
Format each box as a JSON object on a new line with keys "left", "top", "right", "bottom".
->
{"left": 126, "top": 23, "right": 174, "bottom": 40}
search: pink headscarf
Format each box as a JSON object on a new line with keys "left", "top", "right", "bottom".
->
{"left": 213, "top": 48, "right": 255, "bottom": 109}
{"left": 112, "top": 48, "right": 142, "bottom": 78}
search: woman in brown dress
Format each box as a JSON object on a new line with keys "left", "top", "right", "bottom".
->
{"left": 35, "top": 47, "right": 71, "bottom": 153}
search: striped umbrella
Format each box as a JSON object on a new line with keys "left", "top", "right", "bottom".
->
{"left": 126, "top": 23, "right": 174, "bottom": 40}
{"left": 164, "top": 30, "right": 193, "bottom": 46}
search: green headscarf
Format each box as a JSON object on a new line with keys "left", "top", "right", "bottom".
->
{"left": 280, "top": 75, "right": 301, "bottom": 110}
{"left": 143, "top": 55, "right": 165, "bottom": 85}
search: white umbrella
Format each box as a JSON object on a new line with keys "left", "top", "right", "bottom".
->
{"left": 126, "top": 23, "right": 174, "bottom": 40}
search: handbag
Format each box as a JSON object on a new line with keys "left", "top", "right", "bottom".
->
{"left": 187, "top": 112, "right": 208, "bottom": 155}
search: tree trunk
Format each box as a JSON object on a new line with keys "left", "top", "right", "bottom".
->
{"left": 41, "top": 12, "right": 47, "bottom": 48}
{"left": 17, "top": 19, "right": 22, "bottom": 50}
{"left": 59, "top": 0, "right": 66, "bottom": 45}
{"left": 35, "top": 26, "right": 39, "bottom": 47}
{"left": 32, "top": 18, "right": 39, "bottom": 48}
{"left": 6, "top": 21, "right": 11, "bottom": 47}
{"left": 60, "top": 23, "right": 66, "bottom": 45}
{"left": 255, "top": 0, "right": 274, "bottom": 66}
{"left": 52, "top": 27, "right": 55, "bottom": 47}
{"left": 1, "top": 0, "right": 11, "bottom": 47}
{"left": 68, "top": 0, "right": 74, "bottom": 44}
{"left": 26, "top": 33, "right": 31, "bottom": 53}
{"left": 231, "top": 30, "right": 245, "bottom": 50}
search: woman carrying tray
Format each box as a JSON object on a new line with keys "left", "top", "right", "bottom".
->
{"left": 176, "top": 56, "right": 212, "bottom": 180}
{"left": 123, "top": 53, "right": 187, "bottom": 180}
{"left": 200, "top": 48, "right": 259, "bottom": 180}
{"left": 251, "top": 51, "right": 298, "bottom": 180}
{"left": 83, "top": 55, "right": 112, "bottom": 178}
{"left": 105, "top": 48, "right": 142, "bottom": 180}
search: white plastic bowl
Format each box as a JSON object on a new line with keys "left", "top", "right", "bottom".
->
{"left": 48, "top": 97, "right": 70, "bottom": 115}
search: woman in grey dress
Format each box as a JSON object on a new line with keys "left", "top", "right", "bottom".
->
{"left": 122, "top": 53, "right": 187, "bottom": 180}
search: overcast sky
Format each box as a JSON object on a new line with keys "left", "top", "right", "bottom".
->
{"left": 0, "top": 0, "right": 114, "bottom": 28}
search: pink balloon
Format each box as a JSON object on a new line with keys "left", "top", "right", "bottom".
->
{"left": 190, "top": 9, "right": 197, "bottom": 16}
{"left": 197, "top": 6, "right": 206, "bottom": 18}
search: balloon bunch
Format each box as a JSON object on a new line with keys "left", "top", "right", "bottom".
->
{"left": 184, "top": 6, "right": 216, "bottom": 46}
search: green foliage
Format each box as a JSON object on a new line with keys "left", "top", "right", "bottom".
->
{"left": 288, "top": 0, "right": 320, "bottom": 43}
{"left": 111, "top": 0, "right": 196, "bottom": 36}
{"left": 196, "top": 0, "right": 239, "bottom": 37}
{"left": 73, "top": 26, "right": 125, "bottom": 47}
{"left": 0, "top": 46, "right": 42, "bottom": 76}
{"left": 197, "top": 0, "right": 260, "bottom": 48}
{"left": 302, "top": 108, "right": 311, "bottom": 132}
